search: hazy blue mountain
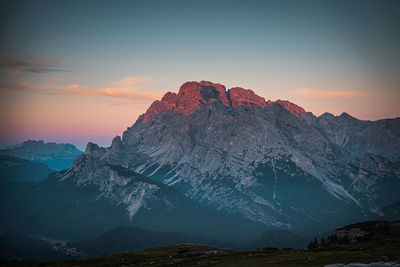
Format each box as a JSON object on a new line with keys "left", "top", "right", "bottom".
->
{"left": 379, "top": 201, "right": 400, "bottom": 221}
{"left": 0, "top": 140, "right": 82, "bottom": 170}
{"left": 0, "top": 162, "right": 268, "bottom": 245}
{"left": 0, "top": 234, "right": 75, "bottom": 261}
{"left": 0, "top": 155, "right": 54, "bottom": 182}
{"left": 0, "top": 143, "right": 23, "bottom": 149}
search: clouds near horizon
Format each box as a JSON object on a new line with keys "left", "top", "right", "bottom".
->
{"left": 0, "top": 74, "right": 159, "bottom": 148}
{"left": 0, "top": 75, "right": 162, "bottom": 101}
{"left": 0, "top": 57, "right": 70, "bottom": 75}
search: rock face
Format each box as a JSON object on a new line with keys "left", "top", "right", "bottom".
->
{"left": 46, "top": 150, "right": 266, "bottom": 242}
{"left": 229, "top": 87, "right": 267, "bottom": 108}
{"left": 139, "top": 80, "right": 307, "bottom": 122}
{"left": 274, "top": 100, "right": 307, "bottom": 117}
{"left": 59, "top": 81, "right": 400, "bottom": 235}
{"left": 139, "top": 81, "right": 204, "bottom": 122}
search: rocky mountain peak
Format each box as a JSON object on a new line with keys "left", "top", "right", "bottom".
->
{"left": 139, "top": 81, "right": 203, "bottom": 122}
{"left": 85, "top": 142, "right": 106, "bottom": 158}
{"left": 139, "top": 81, "right": 308, "bottom": 122}
{"left": 229, "top": 87, "right": 267, "bottom": 109}
{"left": 110, "top": 136, "right": 123, "bottom": 153}
{"left": 274, "top": 100, "right": 307, "bottom": 117}
{"left": 319, "top": 112, "right": 335, "bottom": 119}
{"left": 199, "top": 80, "right": 230, "bottom": 107}
{"left": 23, "top": 140, "right": 45, "bottom": 146}
{"left": 339, "top": 112, "right": 358, "bottom": 120}
{"left": 178, "top": 81, "right": 203, "bottom": 97}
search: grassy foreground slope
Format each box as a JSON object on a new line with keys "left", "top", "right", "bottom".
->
{"left": 1, "top": 221, "right": 399, "bottom": 266}
{"left": 0, "top": 242, "right": 399, "bottom": 267}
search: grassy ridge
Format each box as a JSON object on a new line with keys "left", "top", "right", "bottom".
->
{"left": 2, "top": 221, "right": 399, "bottom": 266}
{"left": 1, "top": 237, "right": 398, "bottom": 266}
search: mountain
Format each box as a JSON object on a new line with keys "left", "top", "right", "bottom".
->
{"left": 380, "top": 201, "right": 400, "bottom": 221}
{"left": 0, "top": 143, "right": 23, "bottom": 150}
{"left": 68, "top": 80, "right": 399, "bottom": 235}
{"left": 0, "top": 234, "right": 73, "bottom": 261}
{"left": 0, "top": 155, "right": 54, "bottom": 182}
{"left": 0, "top": 158, "right": 268, "bottom": 245}
{"left": 2, "top": 80, "right": 398, "bottom": 258}
{"left": 0, "top": 140, "right": 82, "bottom": 171}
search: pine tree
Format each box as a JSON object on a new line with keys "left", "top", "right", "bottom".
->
{"left": 327, "top": 234, "right": 338, "bottom": 246}
{"left": 313, "top": 237, "right": 319, "bottom": 248}
{"left": 320, "top": 238, "right": 327, "bottom": 247}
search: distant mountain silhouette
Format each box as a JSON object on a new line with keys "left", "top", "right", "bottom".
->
{"left": 380, "top": 201, "right": 400, "bottom": 221}
{"left": 0, "top": 155, "right": 54, "bottom": 182}
{"left": 0, "top": 140, "right": 82, "bottom": 170}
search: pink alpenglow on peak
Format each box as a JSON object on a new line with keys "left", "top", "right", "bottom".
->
{"left": 139, "top": 81, "right": 307, "bottom": 122}
{"left": 198, "top": 81, "right": 230, "bottom": 107}
{"left": 274, "top": 100, "right": 307, "bottom": 117}
{"left": 139, "top": 82, "right": 204, "bottom": 122}
{"left": 229, "top": 87, "right": 267, "bottom": 109}
{"left": 178, "top": 81, "right": 203, "bottom": 100}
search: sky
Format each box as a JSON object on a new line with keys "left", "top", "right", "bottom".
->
{"left": 0, "top": 0, "right": 399, "bottom": 149}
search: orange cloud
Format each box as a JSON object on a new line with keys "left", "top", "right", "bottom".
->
{"left": 4, "top": 69, "right": 24, "bottom": 76}
{"left": 0, "top": 81, "right": 43, "bottom": 90}
{"left": 295, "top": 89, "right": 368, "bottom": 99}
{"left": 113, "top": 76, "right": 151, "bottom": 87}
{"left": 57, "top": 76, "right": 161, "bottom": 100}
{"left": 0, "top": 76, "right": 163, "bottom": 101}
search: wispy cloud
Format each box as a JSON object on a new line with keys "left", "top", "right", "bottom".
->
{"left": 0, "top": 81, "right": 41, "bottom": 90}
{"left": 58, "top": 77, "right": 161, "bottom": 100}
{"left": 0, "top": 76, "right": 162, "bottom": 101}
{"left": 3, "top": 69, "right": 24, "bottom": 76}
{"left": 113, "top": 76, "right": 151, "bottom": 87}
{"left": 295, "top": 88, "right": 368, "bottom": 99}
{"left": 0, "top": 57, "right": 70, "bottom": 75}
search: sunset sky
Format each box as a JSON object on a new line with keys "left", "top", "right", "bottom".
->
{"left": 1, "top": 0, "right": 399, "bottom": 149}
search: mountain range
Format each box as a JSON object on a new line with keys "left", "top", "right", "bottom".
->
{"left": 68, "top": 80, "right": 399, "bottom": 233}
{"left": 1, "top": 80, "right": 399, "bottom": 259}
